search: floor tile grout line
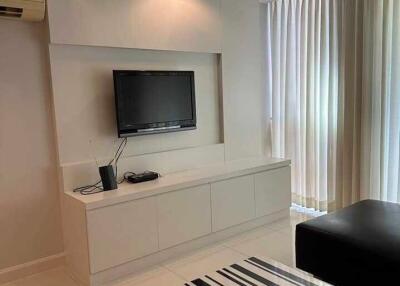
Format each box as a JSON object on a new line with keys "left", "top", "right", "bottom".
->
{"left": 107, "top": 265, "right": 166, "bottom": 286}
{"left": 161, "top": 244, "right": 230, "bottom": 269}
{"left": 220, "top": 228, "right": 282, "bottom": 249}
{"left": 160, "top": 244, "right": 231, "bottom": 279}
{"left": 159, "top": 265, "right": 191, "bottom": 284}
{"left": 223, "top": 243, "right": 262, "bottom": 260}
{"left": 161, "top": 245, "right": 249, "bottom": 284}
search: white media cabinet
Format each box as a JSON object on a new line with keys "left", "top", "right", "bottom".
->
{"left": 62, "top": 157, "right": 291, "bottom": 286}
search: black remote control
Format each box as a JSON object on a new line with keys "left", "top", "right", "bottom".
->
{"left": 127, "top": 171, "right": 159, "bottom": 184}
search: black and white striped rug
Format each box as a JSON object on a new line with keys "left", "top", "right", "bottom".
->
{"left": 185, "top": 256, "right": 330, "bottom": 286}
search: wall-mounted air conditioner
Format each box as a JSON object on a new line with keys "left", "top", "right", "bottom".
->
{"left": 0, "top": 0, "right": 45, "bottom": 22}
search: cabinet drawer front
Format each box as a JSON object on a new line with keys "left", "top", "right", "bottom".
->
{"left": 211, "top": 175, "right": 255, "bottom": 232}
{"left": 87, "top": 197, "right": 158, "bottom": 273}
{"left": 255, "top": 166, "right": 291, "bottom": 217}
{"left": 157, "top": 184, "right": 211, "bottom": 249}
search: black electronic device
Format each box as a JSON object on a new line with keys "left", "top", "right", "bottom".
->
{"left": 127, "top": 171, "right": 159, "bottom": 184}
{"left": 113, "top": 70, "right": 196, "bottom": 137}
{"left": 99, "top": 165, "right": 118, "bottom": 191}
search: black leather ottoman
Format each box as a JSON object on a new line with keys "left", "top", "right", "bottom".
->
{"left": 296, "top": 200, "right": 400, "bottom": 286}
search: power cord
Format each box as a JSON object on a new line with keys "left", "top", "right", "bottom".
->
{"left": 73, "top": 138, "right": 128, "bottom": 195}
{"left": 114, "top": 137, "right": 128, "bottom": 182}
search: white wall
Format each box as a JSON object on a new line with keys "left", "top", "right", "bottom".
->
{"left": 49, "top": 46, "right": 222, "bottom": 165}
{"left": 221, "top": 0, "right": 267, "bottom": 160}
{"left": 46, "top": 0, "right": 268, "bottom": 190}
{"left": 0, "top": 0, "right": 268, "bottom": 275}
{"left": 0, "top": 20, "right": 63, "bottom": 270}
{"left": 47, "top": 0, "right": 222, "bottom": 53}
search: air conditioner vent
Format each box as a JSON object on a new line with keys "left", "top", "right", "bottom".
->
{"left": 0, "top": 6, "right": 22, "bottom": 18}
{"left": 0, "top": 1, "right": 45, "bottom": 22}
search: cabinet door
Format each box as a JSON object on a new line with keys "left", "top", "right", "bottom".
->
{"left": 211, "top": 175, "right": 255, "bottom": 232}
{"left": 87, "top": 197, "right": 158, "bottom": 273}
{"left": 255, "top": 166, "right": 291, "bottom": 217}
{"left": 157, "top": 184, "right": 211, "bottom": 249}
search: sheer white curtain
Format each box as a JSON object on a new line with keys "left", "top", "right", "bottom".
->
{"left": 266, "top": 0, "right": 400, "bottom": 211}
{"left": 361, "top": 0, "right": 400, "bottom": 202}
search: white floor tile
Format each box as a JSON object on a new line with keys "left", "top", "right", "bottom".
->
{"left": 230, "top": 231, "right": 294, "bottom": 267}
{"left": 11, "top": 267, "right": 78, "bottom": 286}
{"left": 161, "top": 243, "right": 225, "bottom": 270}
{"left": 112, "top": 266, "right": 185, "bottom": 286}
{"left": 163, "top": 247, "right": 246, "bottom": 281}
{"left": 220, "top": 224, "right": 276, "bottom": 247}
{"left": 264, "top": 218, "right": 292, "bottom": 230}
{"left": 278, "top": 224, "right": 297, "bottom": 236}
{"left": 278, "top": 213, "right": 313, "bottom": 236}
{"left": 0, "top": 283, "right": 17, "bottom": 286}
{"left": 267, "top": 213, "right": 312, "bottom": 232}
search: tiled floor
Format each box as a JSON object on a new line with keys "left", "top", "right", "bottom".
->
{"left": 3, "top": 209, "right": 316, "bottom": 286}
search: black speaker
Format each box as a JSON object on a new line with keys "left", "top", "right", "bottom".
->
{"left": 99, "top": 165, "right": 118, "bottom": 191}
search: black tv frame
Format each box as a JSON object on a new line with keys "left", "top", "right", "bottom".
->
{"left": 113, "top": 70, "right": 197, "bottom": 138}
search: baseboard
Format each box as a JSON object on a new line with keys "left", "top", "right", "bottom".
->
{"left": 0, "top": 252, "right": 65, "bottom": 285}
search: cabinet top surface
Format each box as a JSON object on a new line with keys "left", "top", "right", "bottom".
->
{"left": 65, "top": 157, "right": 290, "bottom": 210}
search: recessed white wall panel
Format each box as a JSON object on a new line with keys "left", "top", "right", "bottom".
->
{"left": 211, "top": 175, "right": 255, "bottom": 231}
{"left": 157, "top": 184, "right": 211, "bottom": 249}
{"left": 47, "top": 0, "right": 221, "bottom": 53}
{"left": 220, "top": 0, "right": 266, "bottom": 160}
{"left": 61, "top": 143, "right": 225, "bottom": 192}
{"left": 87, "top": 197, "right": 158, "bottom": 273}
{"left": 47, "top": 0, "right": 272, "bottom": 201}
{"left": 255, "top": 167, "right": 292, "bottom": 217}
{"left": 49, "top": 45, "right": 222, "bottom": 165}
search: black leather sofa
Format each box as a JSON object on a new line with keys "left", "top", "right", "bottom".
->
{"left": 296, "top": 200, "right": 400, "bottom": 286}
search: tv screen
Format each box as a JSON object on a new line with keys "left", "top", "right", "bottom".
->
{"left": 113, "top": 70, "right": 196, "bottom": 137}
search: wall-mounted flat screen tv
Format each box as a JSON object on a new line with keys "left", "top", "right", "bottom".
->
{"left": 113, "top": 70, "right": 196, "bottom": 137}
